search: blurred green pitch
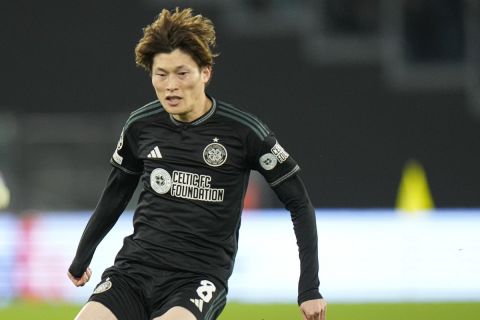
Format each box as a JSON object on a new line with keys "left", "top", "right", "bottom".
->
{"left": 1, "top": 301, "right": 480, "bottom": 319}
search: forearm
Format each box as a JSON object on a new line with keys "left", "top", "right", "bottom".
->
{"left": 273, "top": 175, "right": 322, "bottom": 305}
{"left": 68, "top": 167, "right": 139, "bottom": 278}
{"left": 292, "top": 201, "right": 322, "bottom": 304}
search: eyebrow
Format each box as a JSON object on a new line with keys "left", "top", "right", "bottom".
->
{"left": 154, "top": 65, "right": 189, "bottom": 72}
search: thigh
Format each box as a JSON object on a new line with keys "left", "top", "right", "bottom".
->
{"left": 88, "top": 275, "right": 149, "bottom": 320}
{"left": 151, "top": 276, "right": 227, "bottom": 320}
{"left": 75, "top": 301, "right": 117, "bottom": 320}
{"left": 152, "top": 306, "right": 196, "bottom": 320}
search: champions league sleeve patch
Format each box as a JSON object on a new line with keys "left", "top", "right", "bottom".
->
{"left": 112, "top": 131, "right": 124, "bottom": 165}
{"left": 259, "top": 141, "right": 290, "bottom": 170}
{"left": 259, "top": 153, "right": 277, "bottom": 170}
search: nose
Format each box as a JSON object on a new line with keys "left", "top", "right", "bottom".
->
{"left": 165, "top": 76, "right": 178, "bottom": 92}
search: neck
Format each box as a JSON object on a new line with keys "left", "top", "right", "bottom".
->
{"left": 173, "top": 94, "right": 212, "bottom": 123}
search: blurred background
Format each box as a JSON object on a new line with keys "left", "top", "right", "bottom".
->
{"left": 1, "top": 0, "right": 480, "bottom": 318}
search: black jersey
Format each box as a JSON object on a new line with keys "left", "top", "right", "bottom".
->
{"left": 110, "top": 96, "right": 300, "bottom": 283}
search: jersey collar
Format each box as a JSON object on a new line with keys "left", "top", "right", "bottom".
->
{"left": 169, "top": 96, "right": 217, "bottom": 127}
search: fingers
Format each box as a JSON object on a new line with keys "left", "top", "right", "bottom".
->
{"left": 302, "top": 310, "right": 320, "bottom": 320}
{"left": 301, "top": 306, "right": 320, "bottom": 320}
{"left": 84, "top": 267, "right": 92, "bottom": 282}
{"left": 67, "top": 268, "right": 92, "bottom": 287}
{"left": 300, "top": 299, "right": 327, "bottom": 320}
{"left": 320, "top": 301, "right": 327, "bottom": 320}
{"left": 67, "top": 271, "right": 81, "bottom": 286}
{"left": 320, "top": 306, "right": 326, "bottom": 320}
{"left": 78, "top": 268, "right": 92, "bottom": 286}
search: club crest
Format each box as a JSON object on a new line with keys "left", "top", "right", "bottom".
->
{"left": 93, "top": 277, "right": 112, "bottom": 294}
{"left": 203, "top": 139, "right": 227, "bottom": 167}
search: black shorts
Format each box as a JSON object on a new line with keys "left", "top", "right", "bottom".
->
{"left": 88, "top": 264, "right": 227, "bottom": 320}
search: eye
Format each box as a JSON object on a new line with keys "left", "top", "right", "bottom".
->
{"left": 155, "top": 73, "right": 167, "bottom": 80}
{"left": 177, "top": 71, "right": 188, "bottom": 77}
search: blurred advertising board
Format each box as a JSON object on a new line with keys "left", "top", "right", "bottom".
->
{"left": 0, "top": 210, "right": 479, "bottom": 304}
{"left": 0, "top": 214, "right": 17, "bottom": 305}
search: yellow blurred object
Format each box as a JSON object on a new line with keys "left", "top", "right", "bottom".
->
{"left": 0, "top": 173, "right": 11, "bottom": 210}
{"left": 396, "top": 160, "right": 434, "bottom": 213}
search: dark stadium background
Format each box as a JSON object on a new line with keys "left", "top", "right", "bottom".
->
{"left": 1, "top": 0, "right": 479, "bottom": 210}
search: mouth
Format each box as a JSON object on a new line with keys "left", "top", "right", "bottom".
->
{"left": 165, "top": 96, "right": 182, "bottom": 107}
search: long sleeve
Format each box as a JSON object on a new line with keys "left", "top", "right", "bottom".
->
{"left": 272, "top": 174, "right": 322, "bottom": 305}
{"left": 68, "top": 167, "right": 139, "bottom": 278}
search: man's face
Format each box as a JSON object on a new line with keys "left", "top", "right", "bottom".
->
{"left": 151, "top": 49, "right": 211, "bottom": 121}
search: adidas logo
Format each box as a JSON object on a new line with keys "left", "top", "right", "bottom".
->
{"left": 190, "top": 298, "right": 204, "bottom": 312}
{"left": 147, "top": 146, "right": 162, "bottom": 159}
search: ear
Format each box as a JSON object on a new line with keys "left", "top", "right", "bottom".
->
{"left": 201, "top": 66, "right": 212, "bottom": 83}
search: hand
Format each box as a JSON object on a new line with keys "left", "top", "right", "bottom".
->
{"left": 67, "top": 267, "right": 92, "bottom": 287}
{"left": 300, "top": 298, "right": 327, "bottom": 320}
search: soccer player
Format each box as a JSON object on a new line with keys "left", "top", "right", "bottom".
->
{"left": 68, "top": 7, "right": 326, "bottom": 320}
